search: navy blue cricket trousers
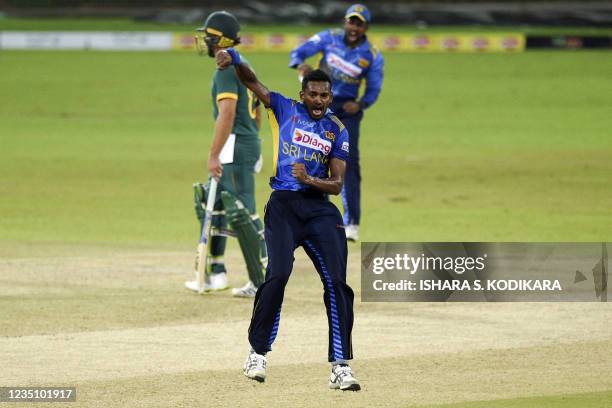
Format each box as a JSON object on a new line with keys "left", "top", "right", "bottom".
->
{"left": 248, "top": 190, "right": 354, "bottom": 362}
{"left": 331, "top": 99, "right": 364, "bottom": 226}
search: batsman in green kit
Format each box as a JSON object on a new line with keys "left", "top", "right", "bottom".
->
{"left": 185, "top": 11, "right": 266, "bottom": 297}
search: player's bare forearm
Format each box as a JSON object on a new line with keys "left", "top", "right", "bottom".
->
{"left": 291, "top": 158, "right": 346, "bottom": 195}
{"left": 300, "top": 175, "right": 343, "bottom": 195}
{"left": 255, "top": 104, "right": 261, "bottom": 130}
{"left": 234, "top": 63, "right": 271, "bottom": 107}
{"left": 208, "top": 98, "right": 236, "bottom": 179}
{"left": 210, "top": 99, "right": 236, "bottom": 157}
{"left": 216, "top": 49, "right": 271, "bottom": 107}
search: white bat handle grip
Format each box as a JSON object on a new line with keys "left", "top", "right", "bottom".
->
{"left": 206, "top": 179, "right": 218, "bottom": 212}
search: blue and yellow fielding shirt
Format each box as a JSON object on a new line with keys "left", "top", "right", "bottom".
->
{"left": 267, "top": 92, "right": 349, "bottom": 192}
{"left": 289, "top": 29, "right": 384, "bottom": 109}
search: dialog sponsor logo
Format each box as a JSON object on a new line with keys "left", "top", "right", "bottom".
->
{"left": 326, "top": 53, "right": 362, "bottom": 78}
{"left": 293, "top": 128, "right": 332, "bottom": 154}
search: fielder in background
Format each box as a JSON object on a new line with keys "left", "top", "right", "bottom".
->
{"left": 185, "top": 11, "right": 266, "bottom": 298}
{"left": 217, "top": 47, "right": 361, "bottom": 391}
{"left": 289, "top": 4, "right": 384, "bottom": 242}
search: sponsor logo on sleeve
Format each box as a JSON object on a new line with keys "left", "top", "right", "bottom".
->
{"left": 341, "top": 141, "right": 349, "bottom": 152}
{"left": 293, "top": 128, "right": 332, "bottom": 154}
{"left": 358, "top": 58, "right": 370, "bottom": 68}
{"left": 309, "top": 34, "right": 321, "bottom": 43}
{"left": 291, "top": 115, "right": 314, "bottom": 127}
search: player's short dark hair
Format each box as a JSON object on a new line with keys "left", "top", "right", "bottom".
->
{"left": 302, "top": 69, "right": 332, "bottom": 91}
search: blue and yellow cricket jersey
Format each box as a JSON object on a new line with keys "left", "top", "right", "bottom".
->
{"left": 267, "top": 92, "right": 349, "bottom": 191}
{"left": 289, "top": 29, "right": 384, "bottom": 109}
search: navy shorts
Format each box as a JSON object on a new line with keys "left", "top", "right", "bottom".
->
{"left": 248, "top": 190, "right": 355, "bottom": 362}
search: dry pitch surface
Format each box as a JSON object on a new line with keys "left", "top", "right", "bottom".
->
{"left": 1, "top": 244, "right": 611, "bottom": 407}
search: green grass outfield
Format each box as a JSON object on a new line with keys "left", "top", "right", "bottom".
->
{"left": 1, "top": 47, "right": 612, "bottom": 408}
{"left": 1, "top": 50, "right": 611, "bottom": 245}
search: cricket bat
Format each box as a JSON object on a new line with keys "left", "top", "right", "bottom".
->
{"left": 195, "top": 178, "right": 218, "bottom": 294}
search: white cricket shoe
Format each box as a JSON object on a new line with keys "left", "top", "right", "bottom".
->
{"left": 243, "top": 351, "right": 267, "bottom": 382}
{"left": 329, "top": 364, "right": 361, "bottom": 391}
{"left": 232, "top": 281, "right": 258, "bottom": 298}
{"left": 345, "top": 224, "right": 359, "bottom": 242}
{"left": 205, "top": 272, "right": 228, "bottom": 291}
{"left": 184, "top": 279, "right": 201, "bottom": 292}
{"left": 184, "top": 272, "right": 228, "bottom": 293}
{"left": 184, "top": 271, "right": 207, "bottom": 293}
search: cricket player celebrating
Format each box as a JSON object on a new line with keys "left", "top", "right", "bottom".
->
{"left": 289, "top": 4, "right": 384, "bottom": 241}
{"left": 185, "top": 11, "right": 266, "bottom": 297}
{"left": 216, "top": 47, "right": 360, "bottom": 391}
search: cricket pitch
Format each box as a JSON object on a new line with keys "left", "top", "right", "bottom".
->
{"left": 1, "top": 244, "right": 611, "bottom": 407}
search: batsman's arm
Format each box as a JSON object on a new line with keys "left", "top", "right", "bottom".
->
{"left": 216, "top": 48, "right": 271, "bottom": 107}
{"left": 255, "top": 103, "right": 261, "bottom": 130}
{"left": 291, "top": 158, "right": 346, "bottom": 195}
{"left": 208, "top": 98, "right": 236, "bottom": 180}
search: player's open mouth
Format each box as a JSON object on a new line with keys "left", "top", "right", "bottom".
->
{"left": 311, "top": 108, "right": 323, "bottom": 116}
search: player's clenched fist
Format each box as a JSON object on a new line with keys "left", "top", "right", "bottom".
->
{"left": 291, "top": 162, "right": 310, "bottom": 183}
{"left": 215, "top": 49, "right": 232, "bottom": 70}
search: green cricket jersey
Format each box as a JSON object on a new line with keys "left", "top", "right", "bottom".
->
{"left": 211, "top": 58, "right": 259, "bottom": 139}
